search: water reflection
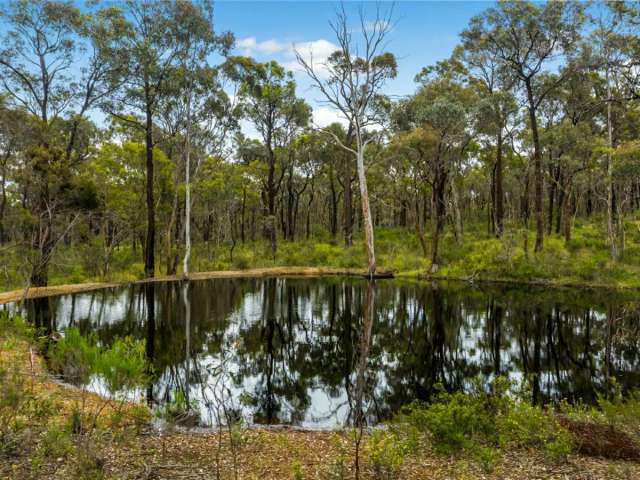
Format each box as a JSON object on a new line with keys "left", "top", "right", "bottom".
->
{"left": 8, "top": 277, "right": 640, "bottom": 428}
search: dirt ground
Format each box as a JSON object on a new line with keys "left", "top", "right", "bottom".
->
{"left": 0, "top": 267, "right": 376, "bottom": 305}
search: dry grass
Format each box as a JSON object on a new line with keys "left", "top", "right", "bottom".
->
{"left": 2, "top": 335, "right": 640, "bottom": 479}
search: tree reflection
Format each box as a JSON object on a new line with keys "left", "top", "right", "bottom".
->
{"left": 20, "top": 278, "right": 640, "bottom": 427}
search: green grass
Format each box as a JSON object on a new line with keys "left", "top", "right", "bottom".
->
{"left": 2, "top": 215, "right": 640, "bottom": 292}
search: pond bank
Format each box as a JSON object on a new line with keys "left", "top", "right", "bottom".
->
{"left": 3, "top": 349, "right": 639, "bottom": 479}
{"left": 0, "top": 267, "right": 371, "bottom": 305}
{"left": 2, "top": 264, "right": 640, "bottom": 306}
{"left": 3, "top": 312, "right": 640, "bottom": 479}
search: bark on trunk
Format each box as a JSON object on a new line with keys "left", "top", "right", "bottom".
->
{"left": 450, "top": 176, "right": 463, "bottom": 244}
{"left": 329, "top": 165, "right": 339, "bottom": 238}
{"left": 525, "top": 80, "right": 544, "bottom": 253}
{"left": 343, "top": 161, "right": 353, "bottom": 247}
{"left": 495, "top": 130, "right": 504, "bottom": 237}
{"left": 606, "top": 70, "right": 618, "bottom": 261}
{"left": 0, "top": 153, "right": 7, "bottom": 244}
{"left": 144, "top": 85, "right": 156, "bottom": 278}
{"left": 356, "top": 142, "right": 376, "bottom": 277}
{"left": 430, "top": 171, "right": 447, "bottom": 273}
{"left": 241, "top": 187, "right": 246, "bottom": 244}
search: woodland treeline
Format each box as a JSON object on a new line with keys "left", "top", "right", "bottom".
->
{"left": 1, "top": 0, "right": 640, "bottom": 287}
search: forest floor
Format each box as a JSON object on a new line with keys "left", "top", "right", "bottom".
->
{"left": 2, "top": 318, "right": 640, "bottom": 480}
{"left": 2, "top": 218, "right": 640, "bottom": 295}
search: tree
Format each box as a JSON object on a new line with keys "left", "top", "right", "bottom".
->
{"left": 462, "top": 0, "right": 586, "bottom": 252}
{"left": 297, "top": 5, "right": 397, "bottom": 276}
{"left": 458, "top": 45, "right": 517, "bottom": 237}
{"left": 236, "top": 59, "right": 310, "bottom": 255}
{"left": 399, "top": 62, "right": 476, "bottom": 271}
{"left": 108, "top": 0, "right": 216, "bottom": 278}
{"left": 0, "top": 0, "right": 122, "bottom": 286}
{"left": 0, "top": 99, "right": 29, "bottom": 244}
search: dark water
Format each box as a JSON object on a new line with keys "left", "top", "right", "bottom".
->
{"left": 6, "top": 277, "right": 640, "bottom": 428}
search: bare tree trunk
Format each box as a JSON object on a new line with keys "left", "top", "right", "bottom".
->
{"left": 606, "top": 69, "right": 618, "bottom": 261}
{"left": 343, "top": 161, "right": 353, "bottom": 247}
{"left": 306, "top": 183, "right": 314, "bottom": 240}
{"left": 183, "top": 91, "right": 193, "bottom": 277}
{"left": 521, "top": 168, "right": 530, "bottom": 261}
{"left": 555, "top": 171, "right": 564, "bottom": 235}
{"left": 495, "top": 130, "right": 504, "bottom": 237}
{"left": 415, "top": 220, "right": 429, "bottom": 258}
{"left": 547, "top": 164, "right": 556, "bottom": 235}
{"left": 144, "top": 84, "right": 156, "bottom": 278}
{"left": 30, "top": 183, "right": 53, "bottom": 287}
{"left": 525, "top": 80, "right": 544, "bottom": 253}
{"left": 166, "top": 161, "right": 180, "bottom": 275}
{"left": 430, "top": 172, "right": 447, "bottom": 273}
{"left": 0, "top": 153, "right": 7, "bottom": 244}
{"left": 356, "top": 142, "right": 376, "bottom": 276}
{"left": 562, "top": 181, "right": 573, "bottom": 243}
{"left": 329, "top": 166, "right": 339, "bottom": 238}
{"left": 450, "top": 176, "right": 463, "bottom": 244}
{"left": 241, "top": 187, "right": 246, "bottom": 244}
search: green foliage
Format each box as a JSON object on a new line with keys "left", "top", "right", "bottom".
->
{"left": 319, "top": 457, "right": 349, "bottom": 480}
{"left": 0, "top": 311, "right": 35, "bottom": 341}
{"left": 497, "top": 401, "right": 573, "bottom": 463}
{"left": 291, "top": 460, "right": 305, "bottom": 480}
{"left": 3, "top": 219, "right": 640, "bottom": 292}
{"left": 49, "top": 328, "right": 148, "bottom": 399}
{"left": 38, "top": 423, "right": 74, "bottom": 459}
{"left": 595, "top": 385, "right": 640, "bottom": 439}
{"left": 49, "top": 329, "right": 98, "bottom": 386}
{"left": 365, "top": 428, "right": 412, "bottom": 480}
{"left": 393, "top": 378, "right": 574, "bottom": 471}
{"left": 73, "top": 444, "right": 106, "bottom": 480}
{"left": 95, "top": 336, "right": 148, "bottom": 395}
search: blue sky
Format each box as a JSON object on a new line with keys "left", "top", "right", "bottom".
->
{"left": 215, "top": 1, "right": 493, "bottom": 128}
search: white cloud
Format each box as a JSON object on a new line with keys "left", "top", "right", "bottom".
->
{"left": 312, "top": 106, "right": 348, "bottom": 128}
{"left": 237, "top": 37, "right": 288, "bottom": 55}
{"left": 236, "top": 36, "right": 339, "bottom": 78}
{"left": 288, "top": 39, "right": 339, "bottom": 73}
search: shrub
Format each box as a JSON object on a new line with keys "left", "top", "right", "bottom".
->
{"left": 365, "top": 429, "right": 410, "bottom": 480}
{"left": 399, "top": 385, "right": 502, "bottom": 455}
{"left": 95, "top": 335, "right": 148, "bottom": 395}
{"left": 291, "top": 460, "right": 305, "bottom": 480}
{"left": 49, "top": 328, "right": 97, "bottom": 386}
{"left": 393, "top": 378, "right": 574, "bottom": 470}
{"left": 38, "top": 423, "right": 73, "bottom": 459}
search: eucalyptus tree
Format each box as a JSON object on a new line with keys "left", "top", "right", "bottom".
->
{"left": 297, "top": 5, "right": 397, "bottom": 276}
{"left": 0, "top": 0, "right": 125, "bottom": 286}
{"left": 462, "top": 0, "right": 586, "bottom": 253}
{"left": 152, "top": 14, "right": 234, "bottom": 276}
{"left": 0, "top": 99, "right": 29, "bottom": 244}
{"left": 591, "top": 2, "right": 635, "bottom": 260}
{"left": 457, "top": 45, "right": 517, "bottom": 237}
{"left": 107, "top": 0, "right": 216, "bottom": 278}
{"left": 395, "top": 60, "right": 476, "bottom": 271}
{"left": 235, "top": 59, "right": 311, "bottom": 255}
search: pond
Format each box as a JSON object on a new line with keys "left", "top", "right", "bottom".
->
{"left": 6, "top": 277, "right": 640, "bottom": 429}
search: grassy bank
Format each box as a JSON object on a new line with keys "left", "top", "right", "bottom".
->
{"left": 2, "top": 217, "right": 640, "bottom": 293}
{"left": 2, "top": 312, "right": 640, "bottom": 479}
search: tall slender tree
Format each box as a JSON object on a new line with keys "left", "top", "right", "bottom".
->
{"left": 462, "top": 0, "right": 586, "bottom": 252}
{"left": 108, "top": 0, "right": 215, "bottom": 278}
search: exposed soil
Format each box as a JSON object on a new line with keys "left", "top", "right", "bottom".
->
{"left": 561, "top": 418, "right": 640, "bottom": 461}
{"left": 4, "top": 263, "right": 639, "bottom": 307}
{"left": 0, "top": 267, "right": 377, "bottom": 305}
{"left": 2, "top": 330, "right": 640, "bottom": 479}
